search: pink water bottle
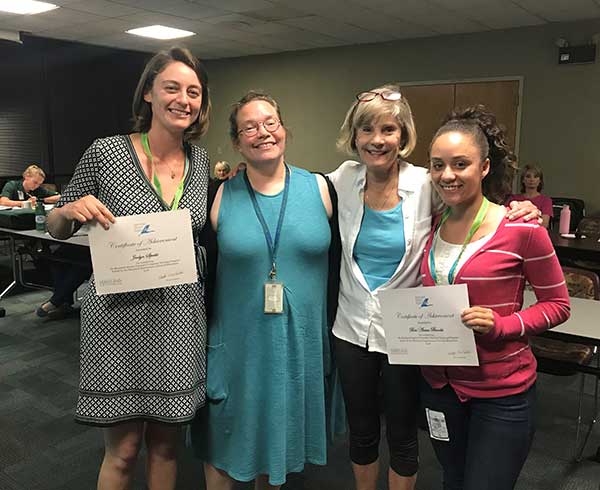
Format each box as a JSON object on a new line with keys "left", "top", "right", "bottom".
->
{"left": 559, "top": 205, "right": 571, "bottom": 234}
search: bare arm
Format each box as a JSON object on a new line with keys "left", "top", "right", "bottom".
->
{"left": 210, "top": 184, "right": 224, "bottom": 232}
{"left": 0, "top": 196, "right": 25, "bottom": 207}
{"left": 43, "top": 194, "right": 61, "bottom": 204}
{"left": 47, "top": 195, "right": 115, "bottom": 239}
{"left": 541, "top": 214, "right": 550, "bottom": 228}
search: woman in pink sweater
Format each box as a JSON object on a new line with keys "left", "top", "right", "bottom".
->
{"left": 420, "top": 106, "right": 570, "bottom": 490}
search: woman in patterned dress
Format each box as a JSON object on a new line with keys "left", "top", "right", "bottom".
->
{"left": 47, "top": 47, "right": 211, "bottom": 490}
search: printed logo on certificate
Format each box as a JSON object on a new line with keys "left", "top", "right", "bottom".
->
{"left": 88, "top": 209, "right": 197, "bottom": 295}
{"left": 379, "top": 284, "right": 479, "bottom": 366}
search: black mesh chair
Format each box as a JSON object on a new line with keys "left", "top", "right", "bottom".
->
{"left": 551, "top": 197, "right": 585, "bottom": 233}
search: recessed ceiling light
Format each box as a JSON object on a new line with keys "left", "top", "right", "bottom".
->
{"left": 126, "top": 25, "right": 195, "bottom": 40}
{"left": 0, "top": 0, "right": 58, "bottom": 15}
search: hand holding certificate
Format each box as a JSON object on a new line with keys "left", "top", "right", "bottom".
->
{"left": 88, "top": 209, "right": 197, "bottom": 295}
{"left": 379, "top": 284, "right": 478, "bottom": 366}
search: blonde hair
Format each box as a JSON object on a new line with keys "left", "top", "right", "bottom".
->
{"left": 23, "top": 165, "right": 45, "bottom": 179}
{"left": 215, "top": 161, "right": 231, "bottom": 173}
{"left": 337, "top": 83, "right": 417, "bottom": 159}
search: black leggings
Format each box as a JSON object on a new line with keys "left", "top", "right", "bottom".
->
{"left": 334, "top": 336, "right": 419, "bottom": 476}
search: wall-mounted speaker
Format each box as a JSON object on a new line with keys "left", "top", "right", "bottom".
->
{"left": 558, "top": 44, "right": 596, "bottom": 64}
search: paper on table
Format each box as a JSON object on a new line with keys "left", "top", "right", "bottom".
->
{"left": 379, "top": 284, "right": 479, "bottom": 366}
{"left": 88, "top": 209, "right": 197, "bottom": 295}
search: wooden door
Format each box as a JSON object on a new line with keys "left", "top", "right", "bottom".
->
{"left": 400, "top": 84, "right": 454, "bottom": 168}
{"left": 400, "top": 80, "right": 520, "bottom": 168}
{"left": 454, "top": 80, "right": 519, "bottom": 150}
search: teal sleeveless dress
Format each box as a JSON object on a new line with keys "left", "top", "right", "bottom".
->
{"left": 199, "top": 166, "right": 331, "bottom": 485}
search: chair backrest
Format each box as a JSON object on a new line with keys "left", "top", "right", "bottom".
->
{"left": 562, "top": 266, "right": 600, "bottom": 300}
{"left": 576, "top": 216, "right": 600, "bottom": 239}
{"left": 41, "top": 183, "right": 58, "bottom": 192}
{"left": 551, "top": 197, "right": 585, "bottom": 232}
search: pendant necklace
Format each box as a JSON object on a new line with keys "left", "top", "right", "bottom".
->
{"left": 140, "top": 132, "right": 179, "bottom": 179}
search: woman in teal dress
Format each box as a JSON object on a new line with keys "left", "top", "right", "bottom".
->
{"left": 195, "top": 91, "right": 334, "bottom": 489}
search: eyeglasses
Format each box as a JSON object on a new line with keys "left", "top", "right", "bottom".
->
{"left": 237, "top": 119, "right": 281, "bottom": 137}
{"left": 356, "top": 90, "right": 402, "bottom": 102}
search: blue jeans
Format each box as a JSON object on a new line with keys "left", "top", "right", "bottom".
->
{"left": 420, "top": 381, "right": 536, "bottom": 490}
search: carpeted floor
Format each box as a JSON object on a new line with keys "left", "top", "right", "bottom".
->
{"left": 0, "top": 284, "right": 599, "bottom": 489}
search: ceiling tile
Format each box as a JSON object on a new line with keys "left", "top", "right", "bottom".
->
{"left": 111, "top": 0, "right": 227, "bottom": 19}
{"left": 282, "top": 15, "right": 395, "bottom": 43}
{"left": 39, "top": 17, "right": 132, "bottom": 38}
{"left": 0, "top": 9, "right": 104, "bottom": 32}
{"left": 513, "top": 0, "right": 600, "bottom": 22}
{"left": 1, "top": 0, "right": 599, "bottom": 60}
{"left": 366, "top": 0, "right": 487, "bottom": 34}
{"left": 184, "top": 0, "right": 278, "bottom": 13}
{"left": 61, "top": 0, "right": 141, "bottom": 17}
{"left": 430, "top": 0, "right": 545, "bottom": 29}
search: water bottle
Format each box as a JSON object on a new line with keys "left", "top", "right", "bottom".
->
{"left": 35, "top": 201, "right": 47, "bottom": 232}
{"left": 559, "top": 204, "right": 571, "bottom": 234}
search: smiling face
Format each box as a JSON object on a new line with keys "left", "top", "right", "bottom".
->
{"left": 355, "top": 115, "right": 402, "bottom": 173}
{"left": 215, "top": 164, "right": 229, "bottom": 179}
{"left": 430, "top": 130, "right": 490, "bottom": 209}
{"left": 234, "top": 100, "right": 286, "bottom": 166}
{"left": 143, "top": 61, "right": 202, "bottom": 135}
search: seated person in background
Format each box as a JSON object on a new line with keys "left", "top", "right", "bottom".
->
{"left": 213, "top": 160, "right": 231, "bottom": 180}
{"left": 36, "top": 245, "right": 92, "bottom": 320}
{"left": 0, "top": 164, "right": 60, "bottom": 208}
{"left": 507, "top": 164, "right": 552, "bottom": 228}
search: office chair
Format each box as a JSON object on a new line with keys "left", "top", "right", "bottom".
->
{"left": 529, "top": 266, "right": 599, "bottom": 462}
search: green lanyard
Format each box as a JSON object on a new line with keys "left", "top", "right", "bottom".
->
{"left": 140, "top": 132, "right": 188, "bottom": 210}
{"left": 429, "top": 197, "right": 489, "bottom": 285}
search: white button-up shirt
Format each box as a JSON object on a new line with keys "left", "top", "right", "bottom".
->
{"left": 328, "top": 159, "right": 441, "bottom": 354}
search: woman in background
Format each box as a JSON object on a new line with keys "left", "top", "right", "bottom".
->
{"left": 421, "top": 106, "right": 570, "bottom": 490}
{"left": 507, "top": 164, "right": 552, "bottom": 228}
{"left": 48, "top": 47, "right": 210, "bottom": 490}
{"left": 213, "top": 160, "right": 231, "bottom": 180}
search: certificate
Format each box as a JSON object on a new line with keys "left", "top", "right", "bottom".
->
{"left": 379, "top": 284, "right": 479, "bottom": 366}
{"left": 88, "top": 209, "right": 197, "bottom": 295}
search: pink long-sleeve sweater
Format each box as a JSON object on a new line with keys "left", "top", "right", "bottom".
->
{"left": 420, "top": 216, "right": 571, "bottom": 401}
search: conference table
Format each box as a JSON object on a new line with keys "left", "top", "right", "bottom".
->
{"left": 0, "top": 227, "right": 89, "bottom": 317}
{"left": 550, "top": 231, "right": 600, "bottom": 263}
{"left": 524, "top": 290, "right": 599, "bottom": 461}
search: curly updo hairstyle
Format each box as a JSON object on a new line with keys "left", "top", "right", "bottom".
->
{"left": 431, "top": 105, "right": 517, "bottom": 204}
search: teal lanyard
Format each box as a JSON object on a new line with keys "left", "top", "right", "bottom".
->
{"left": 140, "top": 132, "right": 188, "bottom": 210}
{"left": 243, "top": 165, "right": 290, "bottom": 280}
{"left": 429, "top": 197, "right": 489, "bottom": 285}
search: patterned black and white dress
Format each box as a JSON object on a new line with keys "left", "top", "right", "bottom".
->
{"left": 56, "top": 135, "right": 209, "bottom": 425}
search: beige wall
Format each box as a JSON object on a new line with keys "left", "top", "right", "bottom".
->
{"left": 202, "top": 18, "right": 600, "bottom": 213}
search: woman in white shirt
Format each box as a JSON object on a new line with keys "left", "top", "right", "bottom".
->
{"left": 328, "top": 84, "right": 430, "bottom": 490}
{"left": 328, "top": 85, "right": 538, "bottom": 490}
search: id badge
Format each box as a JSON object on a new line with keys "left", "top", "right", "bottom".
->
{"left": 426, "top": 408, "right": 450, "bottom": 441}
{"left": 264, "top": 281, "right": 284, "bottom": 314}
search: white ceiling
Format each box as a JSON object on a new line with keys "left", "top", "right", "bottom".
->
{"left": 1, "top": 0, "right": 600, "bottom": 59}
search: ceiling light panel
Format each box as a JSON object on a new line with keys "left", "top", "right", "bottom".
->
{"left": 126, "top": 25, "right": 196, "bottom": 40}
{"left": 0, "top": 0, "right": 58, "bottom": 15}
